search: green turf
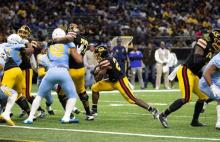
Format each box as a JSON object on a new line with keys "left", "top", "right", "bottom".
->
{"left": 0, "top": 84, "right": 219, "bottom": 142}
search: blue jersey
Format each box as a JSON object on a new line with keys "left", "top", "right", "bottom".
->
{"left": 47, "top": 43, "right": 75, "bottom": 68}
{"left": 37, "top": 54, "right": 50, "bottom": 70}
{"left": 1, "top": 43, "right": 25, "bottom": 66}
{"left": 200, "top": 53, "right": 220, "bottom": 88}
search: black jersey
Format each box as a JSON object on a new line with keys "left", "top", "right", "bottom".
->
{"left": 184, "top": 38, "right": 214, "bottom": 76}
{"left": 4, "top": 57, "right": 18, "bottom": 71}
{"left": 19, "top": 49, "right": 31, "bottom": 70}
{"left": 69, "top": 35, "right": 86, "bottom": 69}
{"left": 105, "top": 57, "right": 125, "bottom": 82}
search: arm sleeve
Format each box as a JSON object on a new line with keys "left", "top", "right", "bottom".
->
{"left": 66, "top": 42, "right": 76, "bottom": 48}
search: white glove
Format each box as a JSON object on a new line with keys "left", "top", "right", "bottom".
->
{"left": 210, "top": 84, "right": 220, "bottom": 97}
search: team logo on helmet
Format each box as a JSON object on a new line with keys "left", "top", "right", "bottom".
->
{"left": 94, "top": 46, "right": 109, "bottom": 61}
{"left": 210, "top": 29, "right": 220, "bottom": 52}
{"left": 17, "top": 25, "right": 31, "bottom": 39}
{"left": 67, "top": 23, "right": 79, "bottom": 33}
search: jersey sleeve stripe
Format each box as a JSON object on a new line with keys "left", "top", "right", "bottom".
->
{"left": 197, "top": 39, "right": 207, "bottom": 49}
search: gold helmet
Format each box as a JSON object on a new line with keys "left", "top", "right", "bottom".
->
{"left": 94, "top": 45, "right": 109, "bottom": 61}
{"left": 67, "top": 23, "right": 79, "bottom": 33}
{"left": 209, "top": 29, "right": 220, "bottom": 52}
{"left": 17, "top": 25, "right": 31, "bottom": 39}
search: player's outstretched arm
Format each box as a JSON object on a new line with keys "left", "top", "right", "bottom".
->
{"left": 53, "top": 32, "right": 77, "bottom": 43}
{"left": 203, "top": 64, "right": 217, "bottom": 86}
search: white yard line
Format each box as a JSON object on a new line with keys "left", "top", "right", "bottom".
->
{"left": 0, "top": 125, "right": 219, "bottom": 141}
{"left": 32, "top": 89, "right": 180, "bottom": 96}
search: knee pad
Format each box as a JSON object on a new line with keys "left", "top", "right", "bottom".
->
{"left": 79, "top": 92, "right": 89, "bottom": 102}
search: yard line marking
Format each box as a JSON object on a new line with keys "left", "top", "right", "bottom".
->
{"left": 32, "top": 89, "right": 180, "bottom": 96}
{"left": 0, "top": 125, "right": 219, "bottom": 141}
{"left": 109, "top": 103, "right": 167, "bottom": 106}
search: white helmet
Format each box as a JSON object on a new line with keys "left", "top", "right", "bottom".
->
{"left": 52, "top": 28, "right": 66, "bottom": 39}
{"left": 0, "top": 47, "right": 7, "bottom": 61}
{"left": 7, "top": 34, "right": 22, "bottom": 44}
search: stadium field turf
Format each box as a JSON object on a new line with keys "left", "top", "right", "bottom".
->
{"left": 0, "top": 84, "right": 219, "bottom": 142}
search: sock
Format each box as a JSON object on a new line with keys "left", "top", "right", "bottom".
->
{"left": 2, "top": 92, "right": 18, "bottom": 119}
{"left": 163, "top": 99, "right": 185, "bottom": 117}
{"left": 62, "top": 98, "right": 76, "bottom": 121}
{"left": 27, "top": 96, "right": 35, "bottom": 104}
{"left": 192, "top": 100, "right": 204, "bottom": 122}
{"left": 205, "top": 98, "right": 214, "bottom": 104}
{"left": 58, "top": 94, "right": 68, "bottom": 110}
{"left": 28, "top": 96, "right": 42, "bottom": 120}
{"left": 16, "top": 96, "right": 30, "bottom": 115}
{"left": 216, "top": 105, "right": 220, "bottom": 127}
{"left": 147, "top": 106, "right": 153, "bottom": 112}
{"left": 84, "top": 106, "right": 91, "bottom": 115}
{"left": 92, "top": 104, "right": 97, "bottom": 112}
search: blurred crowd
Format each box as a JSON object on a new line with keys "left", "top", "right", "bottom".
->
{"left": 1, "top": 0, "right": 220, "bottom": 47}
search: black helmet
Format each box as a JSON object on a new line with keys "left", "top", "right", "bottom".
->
{"left": 94, "top": 45, "right": 109, "bottom": 61}
{"left": 209, "top": 29, "right": 220, "bottom": 51}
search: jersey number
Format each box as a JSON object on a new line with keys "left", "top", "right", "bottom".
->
{"left": 50, "top": 44, "right": 64, "bottom": 58}
{"left": 113, "top": 58, "right": 121, "bottom": 71}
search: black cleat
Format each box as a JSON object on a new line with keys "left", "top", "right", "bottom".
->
{"left": 48, "top": 110, "right": 55, "bottom": 115}
{"left": 190, "top": 121, "right": 206, "bottom": 127}
{"left": 151, "top": 108, "right": 160, "bottom": 119}
{"left": 74, "top": 109, "right": 80, "bottom": 114}
{"left": 159, "top": 114, "right": 169, "bottom": 128}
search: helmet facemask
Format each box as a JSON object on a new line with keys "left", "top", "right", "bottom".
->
{"left": 17, "top": 25, "right": 31, "bottom": 39}
{"left": 67, "top": 23, "right": 79, "bottom": 33}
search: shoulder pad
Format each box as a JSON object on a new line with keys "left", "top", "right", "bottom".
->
{"left": 196, "top": 38, "right": 207, "bottom": 49}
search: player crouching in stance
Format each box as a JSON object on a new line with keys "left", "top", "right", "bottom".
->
{"left": 0, "top": 48, "right": 18, "bottom": 126}
{"left": 91, "top": 45, "right": 160, "bottom": 121}
{"left": 24, "top": 28, "right": 82, "bottom": 124}
{"left": 199, "top": 52, "right": 220, "bottom": 129}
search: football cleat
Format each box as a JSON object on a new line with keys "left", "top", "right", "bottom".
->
{"left": 91, "top": 109, "right": 98, "bottom": 117}
{"left": 73, "top": 109, "right": 80, "bottom": 114}
{"left": 0, "top": 114, "right": 15, "bottom": 126}
{"left": 190, "top": 120, "right": 206, "bottom": 127}
{"left": 159, "top": 114, "right": 169, "bottom": 128}
{"left": 85, "top": 115, "right": 95, "bottom": 121}
{"left": 46, "top": 106, "right": 55, "bottom": 115}
{"left": 61, "top": 118, "right": 80, "bottom": 124}
{"left": 151, "top": 108, "right": 160, "bottom": 119}
{"left": 36, "top": 110, "right": 46, "bottom": 118}
{"left": 23, "top": 119, "right": 33, "bottom": 124}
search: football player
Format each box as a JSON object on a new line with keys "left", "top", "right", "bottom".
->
{"left": 91, "top": 45, "right": 160, "bottom": 121}
{"left": 50, "top": 23, "right": 94, "bottom": 120}
{"left": 17, "top": 25, "right": 45, "bottom": 118}
{"left": 37, "top": 50, "right": 54, "bottom": 115}
{"left": 24, "top": 28, "right": 81, "bottom": 124}
{"left": 159, "top": 29, "right": 220, "bottom": 128}
{"left": 0, "top": 34, "right": 33, "bottom": 117}
{"left": 199, "top": 52, "right": 220, "bottom": 129}
{"left": 0, "top": 47, "right": 18, "bottom": 126}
